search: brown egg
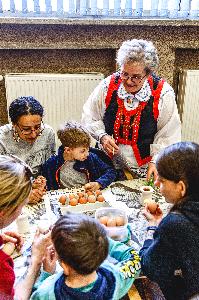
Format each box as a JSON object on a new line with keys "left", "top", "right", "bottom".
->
{"left": 144, "top": 199, "right": 158, "bottom": 214}
{"left": 86, "top": 191, "right": 94, "bottom": 196}
{"left": 95, "top": 190, "right": 102, "bottom": 196}
{"left": 78, "top": 197, "right": 87, "bottom": 204}
{"left": 87, "top": 195, "right": 96, "bottom": 203}
{"left": 69, "top": 194, "right": 76, "bottom": 200}
{"left": 69, "top": 198, "right": 78, "bottom": 206}
{"left": 106, "top": 217, "right": 117, "bottom": 227}
{"left": 77, "top": 192, "right": 84, "bottom": 198}
{"left": 85, "top": 183, "right": 92, "bottom": 190}
{"left": 59, "top": 195, "right": 67, "bottom": 205}
{"left": 115, "top": 216, "right": 125, "bottom": 226}
{"left": 99, "top": 216, "right": 109, "bottom": 226}
{"left": 97, "top": 195, "right": 105, "bottom": 202}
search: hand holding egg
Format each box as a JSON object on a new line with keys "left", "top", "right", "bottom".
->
{"left": 143, "top": 200, "right": 163, "bottom": 225}
{"left": 84, "top": 182, "right": 101, "bottom": 192}
{"left": 144, "top": 199, "right": 158, "bottom": 214}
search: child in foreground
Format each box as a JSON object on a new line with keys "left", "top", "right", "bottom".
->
{"left": 42, "top": 121, "right": 117, "bottom": 191}
{"left": 30, "top": 212, "right": 141, "bottom": 300}
{"left": 140, "top": 142, "right": 199, "bottom": 300}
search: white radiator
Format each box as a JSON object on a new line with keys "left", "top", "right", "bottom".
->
{"left": 177, "top": 70, "right": 199, "bottom": 143}
{"left": 5, "top": 73, "right": 104, "bottom": 145}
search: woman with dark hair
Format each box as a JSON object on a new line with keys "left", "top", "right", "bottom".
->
{"left": 0, "top": 96, "right": 56, "bottom": 203}
{"left": 140, "top": 142, "right": 199, "bottom": 300}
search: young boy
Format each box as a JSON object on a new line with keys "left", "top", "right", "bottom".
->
{"left": 42, "top": 121, "right": 117, "bottom": 191}
{"left": 30, "top": 212, "right": 141, "bottom": 299}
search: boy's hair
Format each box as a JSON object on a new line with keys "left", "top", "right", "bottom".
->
{"left": 9, "top": 96, "right": 44, "bottom": 124}
{"left": 0, "top": 155, "right": 32, "bottom": 218}
{"left": 51, "top": 213, "right": 109, "bottom": 275}
{"left": 156, "top": 142, "right": 199, "bottom": 197}
{"left": 57, "top": 121, "right": 91, "bottom": 148}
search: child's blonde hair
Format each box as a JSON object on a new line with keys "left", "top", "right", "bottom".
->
{"left": 57, "top": 121, "right": 91, "bottom": 148}
{"left": 0, "top": 155, "right": 32, "bottom": 218}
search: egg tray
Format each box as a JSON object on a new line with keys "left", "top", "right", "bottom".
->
{"left": 46, "top": 187, "right": 110, "bottom": 215}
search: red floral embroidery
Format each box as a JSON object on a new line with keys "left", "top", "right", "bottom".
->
{"left": 148, "top": 75, "right": 165, "bottom": 121}
{"left": 105, "top": 74, "right": 121, "bottom": 108}
{"left": 105, "top": 74, "right": 163, "bottom": 166}
{"left": 114, "top": 98, "right": 149, "bottom": 166}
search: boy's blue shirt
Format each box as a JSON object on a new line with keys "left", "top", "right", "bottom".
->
{"left": 30, "top": 238, "right": 141, "bottom": 300}
{"left": 41, "top": 146, "right": 117, "bottom": 190}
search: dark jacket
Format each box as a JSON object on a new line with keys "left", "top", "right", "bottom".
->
{"left": 140, "top": 196, "right": 199, "bottom": 300}
{"left": 42, "top": 146, "right": 117, "bottom": 190}
{"left": 54, "top": 267, "right": 115, "bottom": 300}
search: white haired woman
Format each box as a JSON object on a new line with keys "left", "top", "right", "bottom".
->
{"left": 82, "top": 39, "right": 181, "bottom": 181}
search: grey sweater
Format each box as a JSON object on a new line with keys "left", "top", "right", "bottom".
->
{"left": 0, "top": 123, "right": 56, "bottom": 177}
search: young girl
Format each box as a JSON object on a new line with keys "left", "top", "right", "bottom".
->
{"left": 0, "top": 155, "right": 50, "bottom": 300}
{"left": 140, "top": 142, "right": 199, "bottom": 300}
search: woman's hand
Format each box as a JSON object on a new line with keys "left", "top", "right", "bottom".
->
{"left": 143, "top": 204, "right": 163, "bottom": 226}
{"left": 1, "top": 231, "right": 24, "bottom": 250}
{"left": 146, "top": 162, "right": 158, "bottom": 182}
{"left": 100, "top": 135, "right": 119, "bottom": 156}
{"left": 29, "top": 176, "right": 47, "bottom": 204}
{"left": 31, "top": 230, "right": 52, "bottom": 265}
{"left": 84, "top": 182, "right": 102, "bottom": 192}
{"left": 43, "top": 245, "right": 57, "bottom": 274}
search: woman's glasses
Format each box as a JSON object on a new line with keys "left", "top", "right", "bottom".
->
{"left": 16, "top": 121, "right": 45, "bottom": 135}
{"left": 120, "top": 71, "right": 147, "bottom": 83}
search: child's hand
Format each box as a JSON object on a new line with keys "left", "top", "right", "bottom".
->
{"left": 43, "top": 245, "right": 57, "bottom": 274}
{"left": 32, "top": 176, "right": 46, "bottom": 190}
{"left": 142, "top": 205, "right": 163, "bottom": 226}
{"left": 84, "top": 182, "right": 102, "bottom": 192}
{"left": 1, "top": 231, "right": 24, "bottom": 251}
{"left": 28, "top": 188, "right": 45, "bottom": 204}
{"left": 31, "top": 230, "right": 52, "bottom": 264}
{"left": 2, "top": 242, "right": 16, "bottom": 256}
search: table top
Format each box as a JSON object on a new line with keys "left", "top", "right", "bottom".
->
{"left": 9, "top": 179, "right": 170, "bottom": 281}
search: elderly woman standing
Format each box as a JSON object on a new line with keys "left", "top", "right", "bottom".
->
{"left": 0, "top": 96, "right": 56, "bottom": 202}
{"left": 82, "top": 39, "right": 181, "bottom": 180}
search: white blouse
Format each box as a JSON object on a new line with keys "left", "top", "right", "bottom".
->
{"left": 82, "top": 75, "right": 181, "bottom": 168}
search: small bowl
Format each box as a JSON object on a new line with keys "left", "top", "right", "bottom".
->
{"left": 95, "top": 207, "right": 128, "bottom": 242}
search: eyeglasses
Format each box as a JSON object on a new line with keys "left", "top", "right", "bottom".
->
{"left": 16, "top": 121, "right": 45, "bottom": 135}
{"left": 120, "top": 71, "right": 147, "bottom": 82}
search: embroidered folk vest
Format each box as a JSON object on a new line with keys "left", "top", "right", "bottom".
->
{"left": 103, "top": 72, "right": 164, "bottom": 167}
